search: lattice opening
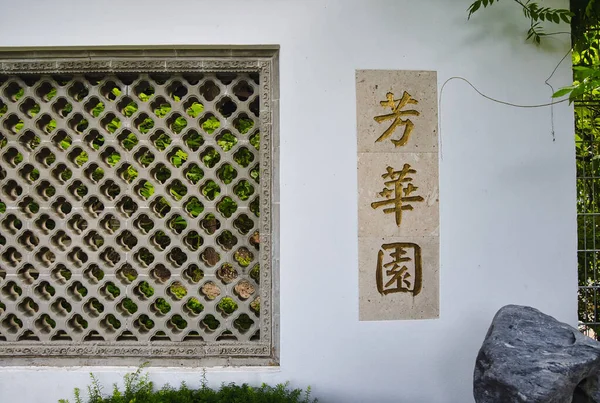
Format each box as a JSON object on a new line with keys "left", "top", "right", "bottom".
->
{"left": 0, "top": 70, "right": 264, "bottom": 349}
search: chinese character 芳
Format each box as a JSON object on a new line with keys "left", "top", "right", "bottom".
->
{"left": 376, "top": 243, "right": 422, "bottom": 296}
{"left": 373, "top": 91, "right": 419, "bottom": 147}
{"left": 371, "top": 164, "right": 424, "bottom": 227}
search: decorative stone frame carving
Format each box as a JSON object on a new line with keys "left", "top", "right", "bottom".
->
{"left": 0, "top": 47, "right": 279, "bottom": 366}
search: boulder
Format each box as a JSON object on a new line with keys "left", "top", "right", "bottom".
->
{"left": 474, "top": 305, "right": 600, "bottom": 403}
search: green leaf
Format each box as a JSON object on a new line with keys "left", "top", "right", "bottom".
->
{"left": 468, "top": 0, "right": 481, "bottom": 18}
{"left": 552, "top": 87, "right": 575, "bottom": 98}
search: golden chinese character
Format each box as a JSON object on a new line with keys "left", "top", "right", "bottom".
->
{"left": 374, "top": 91, "right": 419, "bottom": 147}
{"left": 371, "top": 164, "right": 424, "bottom": 227}
{"left": 376, "top": 243, "right": 422, "bottom": 296}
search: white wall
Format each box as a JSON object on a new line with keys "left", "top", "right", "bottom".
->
{"left": 0, "top": 0, "right": 575, "bottom": 402}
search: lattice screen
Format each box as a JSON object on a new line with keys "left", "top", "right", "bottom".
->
{"left": 0, "top": 51, "right": 276, "bottom": 364}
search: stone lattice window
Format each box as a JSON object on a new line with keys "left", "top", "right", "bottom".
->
{"left": 0, "top": 48, "right": 278, "bottom": 366}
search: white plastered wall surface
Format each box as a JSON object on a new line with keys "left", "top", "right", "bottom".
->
{"left": 0, "top": 0, "right": 575, "bottom": 402}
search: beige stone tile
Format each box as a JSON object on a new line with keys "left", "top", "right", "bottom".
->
{"left": 356, "top": 70, "right": 438, "bottom": 154}
{"left": 359, "top": 235, "right": 439, "bottom": 321}
{"left": 358, "top": 152, "right": 439, "bottom": 238}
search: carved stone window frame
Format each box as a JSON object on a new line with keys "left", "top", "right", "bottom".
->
{"left": 0, "top": 46, "right": 279, "bottom": 367}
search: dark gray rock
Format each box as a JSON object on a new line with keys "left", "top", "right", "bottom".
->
{"left": 474, "top": 305, "right": 600, "bottom": 403}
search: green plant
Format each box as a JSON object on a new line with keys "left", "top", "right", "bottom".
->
{"left": 59, "top": 365, "right": 318, "bottom": 403}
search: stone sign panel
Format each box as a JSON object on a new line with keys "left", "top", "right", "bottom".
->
{"left": 357, "top": 70, "right": 439, "bottom": 321}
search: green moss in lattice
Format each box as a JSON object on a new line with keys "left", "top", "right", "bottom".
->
{"left": 184, "top": 164, "right": 204, "bottom": 185}
{"left": 217, "top": 163, "right": 237, "bottom": 184}
{"left": 138, "top": 281, "right": 154, "bottom": 298}
{"left": 136, "top": 247, "right": 155, "bottom": 266}
{"left": 154, "top": 298, "right": 171, "bottom": 314}
{"left": 60, "top": 267, "right": 72, "bottom": 281}
{"left": 106, "top": 117, "right": 121, "bottom": 134}
{"left": 201, "top": 147, "right": 220, "bottom": 168}
{"left": 183, "top": 230, "right": 203, "bottom": 251}
{"left": 91, "top": 298, "right": 104, "bottom": 314}
{"left": 171, "top": 116, "right": 187, "bottom": 134}
{"left": 60, "top": 167, "right": 73, "bottom": 182}
{"left": 106, "top": 152, "right": 121, "bottom": 167}
{"left": 138, "top": 314, "right": 155, "bottom": 330}
{"left": 26, "top": 199, "right": 40, "bottom": 214}
{"left": 185, "top": 265, "right": 204, "bottom": 283}
{"left": 169, "top": 282, "right": 187, "bottom": 300}
{"left": 28, "top": 168, "right": 40, "bottom": 181}
{"left": 168, "top": 179, "right": 187, "bottom": 201}
{"left": 217, "top": 297, "right": 238, "bottom": 315}
{"left": 217, "top": 196, "right": 238, "bottom": 218}
{"left": 170, "top": 314, "right": 187, "bottom": 329}
{"left": 89, "top": 266, "right": 104, "bottom": 281}
{"left": 122, "top": 298, "right": 138, "bottom": 314}
{"left": 59, "top": 136, "right": 73, "bottom": 151}
{"left": 121, "top": 165, "right": 139, "bottom": 183}
{"left": 13, "top": 119, "right": 24, "bottom": 133}
{"left": 152, "top": 164, "right": 171, "bottom": 183}
{"left": 121, "top": 266, "right": 138, "bottom": 282}
{"left": 217, "top": 131, "right": 238, "bottom": 152}
{"left": 250, "top": 297, "right": 260, "bottom": 313}
{"left": 183, "top": 129, "right": 204, "bottom": 151}
{"left": 106, "top": 282, "right": 120, "bottom": 298}
{"left": 233, "top": 147, "right": 254, "bottom": 168}
{"left": 250, "top": 131, "right": 260, "bottom": 150}
{"left": 250, "top": 264, "right": 260, "bottom": 283}
{"left": 186, "top": 102, "right": 204, "bottom": 118}
{"left": 91, "top": 167, "right": 104, "bottom": 182}
{"left": 234, "top": 180, "right": 254, "bottom": 201}
{"left": 201, "top": 115, "right": 221, "bottom": 134}
{"left": 216, "top": 230, "right": 237, "bottom": 250}
{"left": 74, "top": 150, "right": 89, "bottom": 166}
{"left": 234, "top": 247, "right": 253, "bottom": 268}
{"left": 234, "top": 313, "right": 254, "bottom": 332}
{"left": 106, "top": 314, "right": 121, "bottom": 329}
{"left": 76, "top": 283, "right": 88, "bottom": 297}
{"left": 120, "top": 131, "right": 139, "bottom": 151}
{"left": 15, "top": 87, "right": 24, "bottom": 101}
{"left": 28, "top": 103, "right": 41, "bottom": 117}
{"left": 186, "top": 298, "right": 204, "bottom": 315}
{"left": 46, "top": 87, "right": 57, "bottom": 101}
{"left": 138, "top": 181, "right": 155, "bottom": 200}
{"left": 250, "top": 164, "right": 260, "bottom": 183}
{"left": 202, "top": 314, "right": 220, "bottom": 330}
{"left": 111, "top": 87, "right": 121, "bottom": 98}
{"left": 154, "top": 102, "right": 172, "bottom": 118}
{"left": 122, "top": 101, "right": 138, "bottom": 118}
{"left": 138, "top": 117, "right": 155, "bottom": 134}
{"left": 91, "top": 102, "right": 105, "bottom": 118}
{"left": 168, "top": 214, "right": 188, "bottom": 234}
{"left": 201, "top": 180, "right": 221, "bottom": 201}
{"left": 169, "top": 148, "right": 188, "bottom": 168}
{"left": 235, "top": 117, "right": 254, "bottom": 134}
